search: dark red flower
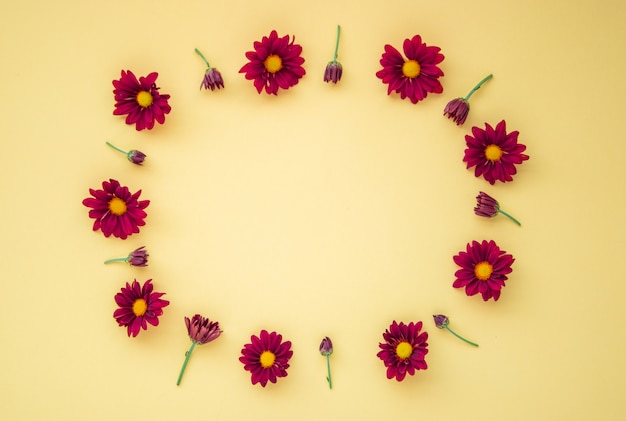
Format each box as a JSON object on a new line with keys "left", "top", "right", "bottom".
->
{"left": 186, "top": 314, "right": 222, "bottom": 345}
{"left": 113, "top": 70, "right": 171, "bottom": 131}
{"left": 377, "top": 321, "right": 428, "bottom": 381}
{"left": 239, "top": 330, "right": 293, "bottom": 387}
{"left": 375, "top": 35, "right": 444, "bottom": 104}
{"left": 82, "top": 178, "right": 149, "bottom": 239}
{"left": 239, "top": 30, "right": 306, "bottom": 95}
{"left": 453, "top": 240, "right": 515, "bottom": 301}
{"left": 463, "top": 120, "right": 529, "bottom": 184}
{"left": 113, "top": 279, "right": 169, "bottom": 337}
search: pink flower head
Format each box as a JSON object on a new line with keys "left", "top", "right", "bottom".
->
{"left": 82, "top": 178, "right": 149, "bottom": 239}
{"left": 185, "top": 314, "right": 223, "bottom": 344}
{"left": 112, "top": 70, "right": 171, "bottom": 131}
{"left": 239, "top": 330, "right": 293, "bottom": 387}
{"left": 239, "top": 30, "right": 306, "bottom": 95}
{"left": 453, "top": 240, "right": 515, "bottom": 301}
{"left": 113, "top": 279, "right": 169, "bottom": 337}
{"left": 377, "top": 321, "right": 428, "bottom": 381}
{"left": 463, "top": 120, "right": 529, "bottom": 184}
{"left": 376, "top": 35, "right": 444, "bottom": 104}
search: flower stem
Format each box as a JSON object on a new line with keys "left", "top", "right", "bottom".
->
{"left": 325, "top": 354, "right": 333, "bottom": 389}
{"left": 106, "top": 141, "right": 128, "bottom": 155}
{"left": 445, "top": 326, "right": 479, "bottom": 347}
{"left": 195, "top": 48, "right": 211, "bottom": 70}
{"left": 104, "top": 257, "right": 128, "bottom": 264}
{"left": 498, "top": 209, "right": 522, "bottom": 226}
{"left": 464, "top": 74, "right": 493, "bottom": 101}
{"left": 177, "top": 342, "right": 197, "bottom": 386}
{"left": 332, "top": 25, "right": 341, "bottom": 62}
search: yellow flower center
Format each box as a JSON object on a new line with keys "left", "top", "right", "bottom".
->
{"left": 264, "top": 54, "right": 283, "bottom": 74}
{"left": 108, "top": 197, "right": 127, "bottom": 216}
{"left": 136, "top": 90, "right": 153, "bottom": 108}
{"left": 259, "top": 350, "right": 276, "bottom": 368}
{"left": 484, "top": 144, "right": 503, "bottom": 161}
{"left": 474, "top": 261, "right": 494, "bottom": 281}
{"left": 132, "top": 298, "right": 148, "bottom": 316}
{"left": 402, "top": 60, "right": 421, "bottom": 78}
{"left": 395, "top": 341, "right": 413, "bottom": 360}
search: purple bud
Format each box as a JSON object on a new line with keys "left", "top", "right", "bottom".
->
{"left": 443, "top": 98, "right": 470, "bottom": 125}
{"left": 474, "top": 191, "right": 500, "bottom": 218}
{"left": 319, "top": 336, "right": 333, "bottom": 356}
{"left": 201, "top": 68, "right": 224, "bottom": 91}
{"left": 185, "top": 314, "right": 223, "bottom": 345}
{"left": 323, "top": 62, "right": 342, "bottom": 84}
{"left": 127, "top": 150, "right": 146, "bottom": 165}
{"left": 127, "top": 246, "right": 148, "bottom": 267}
{"left": 433, "top": 314, "right": 449, "bottom": 329}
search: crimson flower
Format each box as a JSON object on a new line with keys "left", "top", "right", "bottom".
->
{"left": 239, "top": 330, "right": 293, "bottom": 387}
{"left": 463, "top": 120, "right": 529, "bottom": 184}
{"left": 453, "top": 240, "right": 515, "bottom": 301}
{"left": 377, "top": 321, "right": 428, "bottom": 381}
{"left": 239, "top": 30, "right": 306, "bottom": 95}
{"left": 82, "top": 179, "right": 149, "bottom": 239}
{"left": 177, "top": 314, "right": 223, "bottom": 386}
{"left": 113, "top": 279, "right": 169, "bottom": 337}
{"left": 195, "top": 48, "right": 224, "bottom": 91}
{"left": 104, "top": 246, "right": 149, "bottom": 266}
{"left": 112, "top": 70, "right": 171, "bottom": 131}
{"left": 375, "top": 35, "right": 444, "bottom": 104}
{"left": 443, "top": 74, "right": 493, "bottom": 125}
{"left": 474, "top": 191, "right": 521, "bottom": 226}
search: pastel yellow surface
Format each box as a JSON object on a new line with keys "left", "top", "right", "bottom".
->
{"left": 1, "top": 0, "right": 625, "bottom": 420}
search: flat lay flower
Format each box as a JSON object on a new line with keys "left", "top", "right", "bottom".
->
{"left": 113, "top": 70, "right": 171, "bottom": 131}
{"left": 377, "top": 321, "right": 428, "bottom": 381}
{"left": 82, "top": 178, "right": 150, "bottom": 239}
{"left": 443, "top": 74, "right": 493, "bottom": 125}
{"left": 239, "top": 30, "right": 306, "bottom": 95}
{"left": 375, "top": 35, "right": 444, "bottom": 104}
{"left": 323, "top": 25, "right": 342, "bottom": 84}
{"left": 453, "top": 240, "right": 515, "bottom": 301}
{"left": 433, "top": 314, "right": 478, "bottom": 347}
{"left": 319, "top": 336, "right": 333, "bottom": 389}
{"left": 113, "top": 279, "right": 169, "bottom": 337}
{"left": 239, "top": 330, "right": 293, "bottom": 387}
{"left": 474, "top": 191, "right": 521, "bottom": 226}
{"left": 177, "top": 314, "right": 223, "bottom": 386}
{"left": 104, "top": 246, "right": 149, "bottom": 266}
{"left": 105, "top": 141, "right": 146, "bottom": 165}
{"left": 463, "top": 120, "right": 529, "bottom": 184}
{"left": 195, "top": 48, "right": 224, "bottom": 91}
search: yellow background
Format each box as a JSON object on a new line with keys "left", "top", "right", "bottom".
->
{"left": 1, "top": 0, "right": 625, "bottom": 419}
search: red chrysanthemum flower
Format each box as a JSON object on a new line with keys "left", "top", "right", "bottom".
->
{"left": 239, "top": 330, "right": 293, "bottom": 387}
{"left": 463, "top": 120, "right": 529, "bottom": 184}
{"left": 113, "top": 279, "right": 169, "bottom": 337}
{"left": 113, "top": 70, "right": 171, "bottom": 131}
{"left": 82, "top": 178, "right": 150, "bottom": 239}
{"left": 375, "top": 35, "right": 444, "bottom": 104}
{"left": 377, "top": 321, "right": 428, "bottom": 381}
{"left": 239, "top": 30, "right": 306, "bottom": 95}
{"left": 453, "top": 240, "right": 515, "bottom": 301}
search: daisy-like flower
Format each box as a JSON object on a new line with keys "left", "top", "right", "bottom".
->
{"left": 195, "top": 48, "right": 224, "bottom": 91}
{"left": 377, "top": 321, "right": 428, "bottom": 382}
{"left": 104, "top": 246, "right": 149, "bottom": 266}
{"left": 375, "top": 35, "right": 444, "bottom": 104}
{"left": 113, "top": 279, "right": 169, "bottom": 337}
{"left": 319, "top": 336, "right": 333, "bottom": 389}
{"left": 443, "top": 74, "right": 493, "bottom": 125}
{"left": 463, "top": 120, "right": 529, "bottom": 185}
{"left": 239, "top": 330, "right": 293, "bottom": 387}
{"left": 112, "top": 70, "right": 171, "bottom": 131}
{"left": 433, "top": 314, "right": 478, "bottom": 347}
{"left": 105, "top": 141, "right": 146, "bottom": 165}
{"left": 323, "top": 25, "right": 342, "bottom": 84}
{"left": 453, "top": 240, "right": 515, "bottom": 301}
{"left": 177, "top": 314, "right": 223, "bottom": 386}
{"left": 82, "top": 179, "right": 150, "bottom": 239}
{"left": 239, "top": 30, "right": 306, "bottom": 95}
{"left": 475, "top": 191, "right": 521, "bottom": 226}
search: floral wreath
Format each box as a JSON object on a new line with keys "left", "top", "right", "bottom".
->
{"left": 82, "top": 26, "right": 529, "bottom": 387}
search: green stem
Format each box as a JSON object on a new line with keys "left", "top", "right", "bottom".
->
{"left": 326, "top": 354, "right": 333, "bottom": 389}
{"left": 463, "top": 74, "right": 493, "bottom": 101}
{"left": 106, "top": 141, "right": 127, "bottom": 155}
{"left": 195, "top": 48, "right": 211, "bottom": 70}
{"left": 332, "top": 25, "right": 341, "bottom": 62}
{"left": 445, "top": 326, "right": 479, "bottom": 347}
{"left": 177, "top": 342, "right": 197, "bottom": 386}
{"left": 104, "top": 257, "right": 128, "bottom": 264}
{"left": 498, "top": 209, "right": 522, "bottom": 226}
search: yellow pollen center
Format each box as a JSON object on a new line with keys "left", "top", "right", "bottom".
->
{"left": 132, "top": 298, "right": 147, "bottom": 316}
{"left": 259, "top": 351, "right": 276, "bottom": 368}
{"left": 402, "top": 60, "right": 421, "bottom": 78}
{"left": 108, "top": 197, "right": 127, "bottom": 216}
{"left": 474, "top": 261, "right": 494, "bottom": 281}
{"left": 264, "top": 55, "right": 283, "bottom": 74}
{"left": 136, "top": 90, "right": 153, "bottom": 108}
{"left": 485, "top": 144, "right": 504, "bottom": 161}
{"left": 395, "top": 341, "right": 413, "bottom": 360}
